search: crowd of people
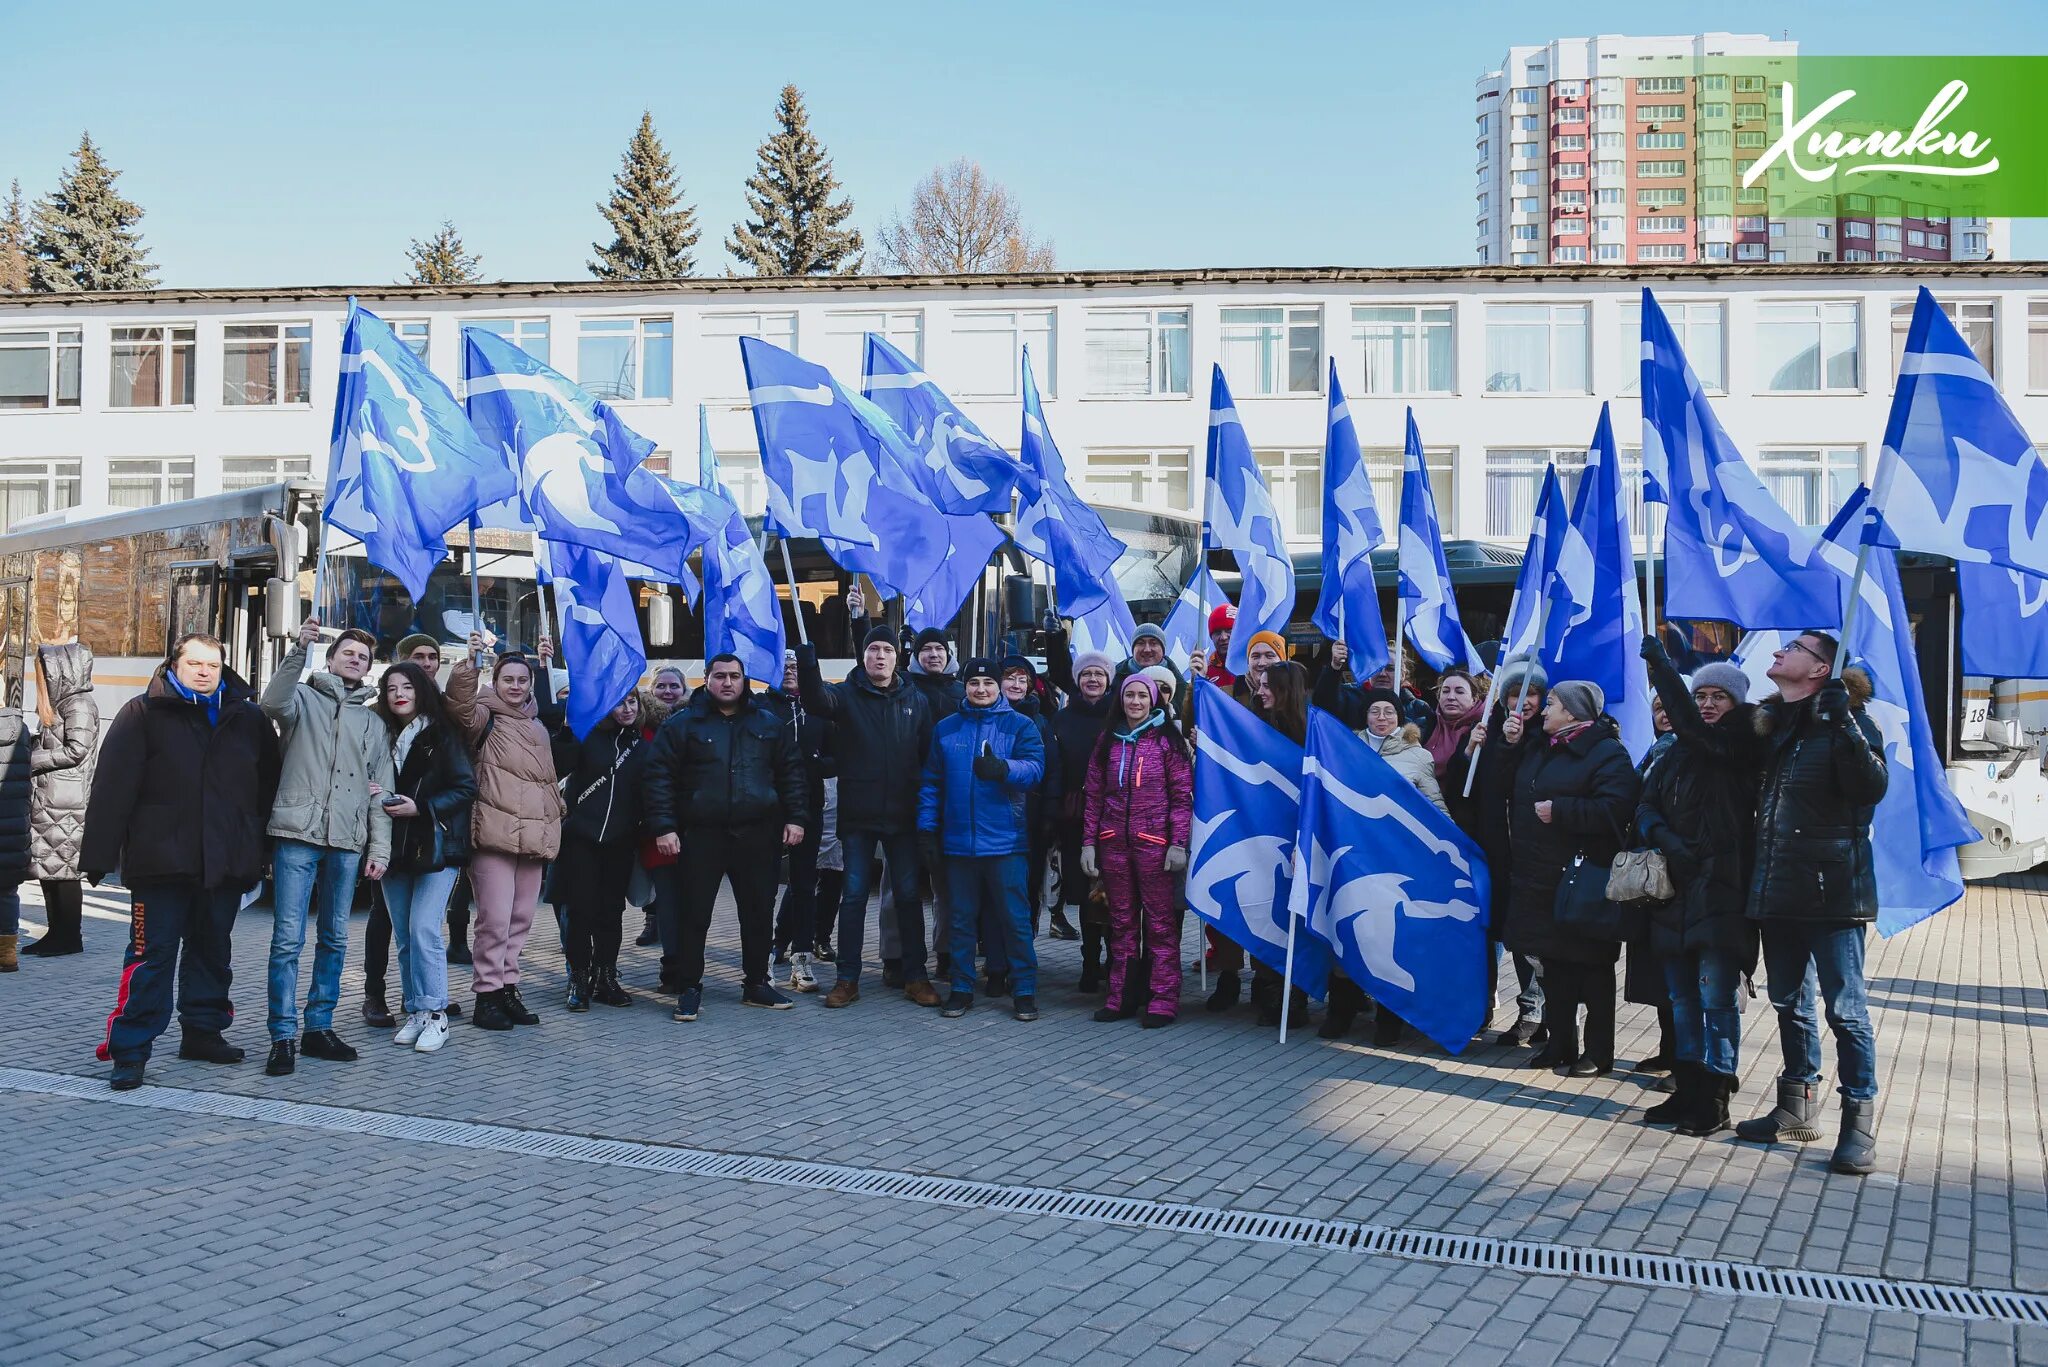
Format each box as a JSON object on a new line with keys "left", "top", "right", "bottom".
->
{"left": 0, "top": 586, "right": 1891, "bottom": 1177}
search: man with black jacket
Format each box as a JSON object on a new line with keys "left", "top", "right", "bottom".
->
{"left": 642, "top": 653, "right": 807, "bottom": 1022}
{"left": 798, "top": 625, "right": 940, "bottom": 1008}
{"left": 84, "top": 633, "right": 282, "bottom": 1090}
{"left": 1732, "top": 630, "right": 1890, "bottom": 1176}
{"left": 766, "top": 650, "right": 833, "bottom": 993}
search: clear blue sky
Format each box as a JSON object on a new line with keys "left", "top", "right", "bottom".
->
{"left": 5, "top": 0, "right": 2044, "bottom": 287}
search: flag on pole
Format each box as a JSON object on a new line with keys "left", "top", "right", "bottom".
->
{"left": 1550, "top": 404, "right": 1656, "bottom": 760}
{"left": 1501, "top": 463, "right": 1568, "bottom": 663}
{"left": 324, "top": 302, "right": 517, "bottom": 600}
{"left": 1067, "top": 591, "right": 1139, "bottom": 662}
{"left": 1189, "top": 679, "right": 1329, "bottom": 998}
{"left": 1014, "top": 346, "right": 1127, "bottom": 618}
{"left": 1311, "top": 362, "right": 1390, "bottom": 680}
{"left": 462, "top": 327, "right": 707, "bottom": 585}
{"left": 1395, "top": 409, "right": 1475, "bottom": 671}
{"left": 699, "top": 486, "right": 787, "bottom": 684}
{"left": 698, "top": 404, "right": 718, "bottom": 490}
{"left": 538, "top": 538, "right": 646, "bottom": 739}
{"left": 1163, "top": 563, "right": 1227, "bottom": 673}
{"left": 1868, "top": 286, "right": 2048, "bottom": 576}
{"left": 1288, "top": 706, "right": 1491, "bottom": 1051}
{"left": 1204, "top": 366, "right": 1297, "bottom": 677}
{"left": 1639, "top": 288, "right": 1839, "bottom": 630}
{"left": 1732, "top": 488, "right": 1978, "bottom": 935}
{"left": 862, "top": 334, "right": 1028, "bottom": 515}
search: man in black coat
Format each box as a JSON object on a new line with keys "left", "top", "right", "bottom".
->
{"left": 1733, "top": 631, "right": 1890, "bottom": 1177}
{"left": 797, "top": 625, "right": 939, "bottom": 1008}
{"left": 642, "top": 653, "right": 806, "bottom": 1021}
{"left": 83, "top": 633, "right": 282, "bottom": 1090}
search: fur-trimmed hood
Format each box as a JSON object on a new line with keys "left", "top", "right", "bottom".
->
{"left": 1753, "top": 666, "right": 1872, "bottom": 737}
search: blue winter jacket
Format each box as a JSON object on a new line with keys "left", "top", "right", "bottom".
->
{"left": 917, "top": 695, "right": 1046, "bottom": 857}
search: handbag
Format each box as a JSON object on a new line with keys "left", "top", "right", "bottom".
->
{"left": 1554, "top": 853, "right": 1628, "bottom": 941}
{"left": 1607, "top": 848, "right": 1674, "bottom": 905}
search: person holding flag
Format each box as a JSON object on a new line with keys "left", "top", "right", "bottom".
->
{"left": 1452, "top": 659, "right": 1548, "bottom": 1047}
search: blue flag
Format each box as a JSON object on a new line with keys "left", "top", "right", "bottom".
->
{"left": 739, "top": 337, "right": 951, "bottom": 604}
{"left": 699, "top": 487, "right": 787, "bottom": 685}
{"left": 1204, "top": 366, "right": 1297, "bottom": 677}
{"left": 324, "top": 302, "right": 517, "bottom": 601}
{"left": 862, "top": 334, "right": 1028, "bottom": 516}
{"left": 462, "top": 328, "right": 706, "bottom": 584}
{"left": 1551, "top": 405, "right": 1656, "bottom": 760}
{"left": 1189, "top": 679, "right": 1329, "bottom": 999}
{"left": 1639, "top": 289, "right": 1839, "bottom": 630}
{"left": 1014, "top": 346, "right": 1127, "bottom": 618}
{"left": 1067, "top": 591, "right": 1138, "bottom": 662}
{"left": 539, "top": 539, "right": 646, "bottom": 740}
{"left": 1311, "top": 363, "right": 1390, "bottom": 680}
{"left": 1959, "top": 563, "right": 2048, "bottom": 677}
{"left": 1163, "top": 563, "right": 1227, "bottom": 673}
{"left": 1289, "top": 707, "right": 1492, "bottom": 1052}
{"left": 1733, "top": 489, "right": 1978, "bottom": 935}
{"left": 698, "top": 404, "right": 718, "bottom": 490}
{"left": 1396, "top": 409, "right": 1475, "bottom": 671}
{"left": 1501, "top": 464, "right": 1567, "bottom": 663}
{"left": 1870, "top": 286, "right": 2048, "bottom": 576}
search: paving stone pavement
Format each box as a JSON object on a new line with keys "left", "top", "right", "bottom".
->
{"left": 4, "top": 873, "right": 2046, "bottom": 1364}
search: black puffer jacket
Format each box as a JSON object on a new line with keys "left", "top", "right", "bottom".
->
{"left": 1451, "top": 701, "right": 1536, "bottom": 938}
{"left": 796, "top": 645, "right": 932, "bottom": 835}
{"left": 1503, "top": 715, "right": 1640, "bottom": 966}
{"left": 80, "top": 667, "right": 281, "bottom": 891}
{"left": 1636, "top": 647, "right": 1763, "bottom": 960}
{"left": 764, "top": 688, "right": 834, "bottom": 804}
{"left": 642, "top": 690, "right": 805, "bottom": 833}
{"left": 1052, "top": 693, "right": 1113, "bottom": 817}
{"left": 0, "top": 708, "right": 33, "bottom": 883}
{"left": 909, "top": 661, "right": 962, "bottom": 726}
{"left": 556, "top": 720, "right": 647, "bottom": 846}
{"left": 1747, "top": 669, "right": 1888, "bottom": 925}
{"left": 1009, "top": 689, "right": 1063, "bottom": 831}
{"left": 385, "top": 719, "right": 477, "bottom": 875}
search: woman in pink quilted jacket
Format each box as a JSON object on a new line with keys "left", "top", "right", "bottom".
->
{"left": 1082, "top": 674, "right": 1194, "bottom": 1028}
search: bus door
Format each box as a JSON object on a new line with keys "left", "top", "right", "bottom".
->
{"left": 167, "top": 559, "right": 224, "bottom": 654}
{"left": 0, "top": 575, "right": 27, "bottom": 708}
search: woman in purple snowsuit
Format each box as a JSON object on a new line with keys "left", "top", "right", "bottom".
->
{"left": 1082, "top": 674, "right": 1194, "bottom": 1028}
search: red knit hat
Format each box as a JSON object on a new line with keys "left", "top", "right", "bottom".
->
{"left": 1208, "top": 603, "right": 1237, "bottom": 632}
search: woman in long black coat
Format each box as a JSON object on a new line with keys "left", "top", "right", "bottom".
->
{"left": 1449, "top": 661, "right": 1548, "bottom": 1046}
{"left": 1503, "top": 679, "right": 1640, "bottom": 1077}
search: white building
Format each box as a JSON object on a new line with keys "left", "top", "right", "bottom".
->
{"left": 3, "top": 263, "right": 2045, "bottom": 548}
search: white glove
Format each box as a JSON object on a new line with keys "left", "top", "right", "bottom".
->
{"left": 1163, "top": 846, "right": 1188, "bottom": 873}
{"left": 1080, "top": 845, "right": 1099, "bottom": 878}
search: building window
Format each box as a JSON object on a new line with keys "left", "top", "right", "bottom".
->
{"left": 1084, "top": 307, "right": 1190, "bottom": 398}
{"left": 1907, "top": 229, "right": 1927, "bottom": 247}
{"left": 1636, "top": 132, "right": 1687, "bottom": 150}
{"left": 1928, "top": 232, "right": 1948, "bottom": 250}
{"left": 1701, "top": 242, "right": 1731, "bottom": 260}
{"left": 1512, "top": 224, "right": 1541, "bottom": 241}
{"left": 1485, "top": 447, "right": 1646, "bottom": 540}
{"left": 0, "top": 327, "right": 82, "bottom": 412}
{"left": 1484, "top": 303, "right": 1588, "bottom": 394}
{"left": 1815, "top": 223, "right": 1832, "bottom": 239}
{"left": 1254, "top": 448, "right": 1324, "bottom": 543}
{"left": 1511, "top": 142, "right": 1538, "bottom": 160}
{"left": 1353, "top": 304, "right": 1454, "bottom": 396}
{"left": 1757, "top": 301, "right": 1861, "bottom": 392}
{"left": 1218, "top": 306, "right": 1321, "bottom": 397}
{"left": 1636, "top": 77, "right": 1686, "bottom": 94}
{"left": 700, "top": 311, "right": 797, "bottom": 399}
{"left": 1962, "top": 232, "right": 1987, "bottom": 253}
{"left": 1700, "top": 102, "right": 1730, "bottom": 120}
{"left": 1555, "top": 135, "right": 1586, "bottom": 151}
{"left": 944, "top": 308, "right": 1054, "bottom": 398}
{"left": 109, "top": 325, "right": 196, "bottom": 408}
{"left": 1596, "top": 243, "right": 1624, "bottom": 261}
{"left": 107, "top": 457, "right": 196, "bottom": 510}
{"left": 220, "top": 455, "right": 313, "bottom": 491}
{"left": 1636, "top": 160, "right": 1687, "bottom": 178}
{"left": 1514, "top": 88, "right": 1541, "bottom": 104}
{"left": 2028, "top": 301, "right": 2048, "bottom": 391}
{"left": 1636, "top": 104, "right": 1687, "bottom": 122}
{"left": 1876, "top": 224, "right": 1902, "bottom": 244}
{"left": 0, "top": 458, "right": 81, "bottom": 530}
{"left": 1556, "top": 106, "right": 1586, "bottom": 123}
{"left": 1556, "top": 162, "right": 1586, "bottom": 179}
{"left": 708, "top": 449, "right": 767, "bottom": 517}
{"left": 1595, "top": 103, "right": 1622, "bottom": 121}
{"left": 1700, "top": 129, "right": 1732, "bottom": 150}
{"left": 1637, "top": 187, "right": 1686, "bottom": 207}
{"left": 222, "top": 322, "right": 312, "bottom": 407}
{"left": 576, "top": 316, "right": 673, "bottom": 401}
{"left": 1734, "top": 75, "right": 1765, "bottom": 93}
{"left": 1556, "top": 80, "right": 1584, "bottom": 99}
{"left": 1892, "top": 299, "right": 1994, "bottom": 380}
{"left": 1699, "top": 184, "right": 1731, "bottom": 205}
{"left": 468, "top": 316, "right": 550, "bottom": 363}
{"left": 1082, "top": 448, "right": 1191, "bottom": 512}
{"left": 1511, "top": 252, "right": 1540, "bottom": 266}
{"left": 1638, "top": 244, "right": 1687, "bottom": 261}
{"left": 1362, "top": 446, "right": 1456, "bottom": 531}
{"left": 1636, "top": 217, "right": 1687, "bottom": 233}
{"left": 1553, "top": 245, "right": 1587, "bottom": 264}
{"left": 1512, "top": 170, "right": 1541, "bottom": 187}
{"left": 1736, "top": 130, "right": 1766, "bottom": 148}
{"left": 1596, "top": 187, "right": 1623, "bottom": 205}
{"left": 1755, "top": 447, "right": 1863, "bottom": 527}
{"left": 391, "top": 320, "right": 430, "bottom": 361}
{"left": 815, "top": 309, "right": 923, "bottom": 382}
{"left": 1619, "top": 299, "right": 1725, "bottom": 396}
{"left": 1595, "top": 132, "right": 1624, "bottom": 151}
{"left": 1843, "top": 249, "right": 1873, "bottom": 262}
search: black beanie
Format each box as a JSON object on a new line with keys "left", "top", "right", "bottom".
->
{"left": 861, "top": 625, "right": 897, "bottom": 653}
{"left": 962, "top": 656, "right": 999, "bottom": 683}
{"left": 1357, "top": 687, "right": 1403, "bottom": 718}
{"left": 913, "top": 627, "right": 949, "bottom": 652}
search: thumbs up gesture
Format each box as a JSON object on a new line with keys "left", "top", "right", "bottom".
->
{"left": 973, "top": 741, "right": 1006, "bottom": 782}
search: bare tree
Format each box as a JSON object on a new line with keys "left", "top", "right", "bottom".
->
{"left": 876, "top": 159, "right": 1056, "bottom": 275}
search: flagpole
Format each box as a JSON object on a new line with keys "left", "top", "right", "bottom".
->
{"left": 1641, "top": 474, "right": 1660, "bottom": 643}
{"left": 1834, "top": 457, "right": 1900, "bottom": 679}
{"left": 777, "top": 534, "right": 809, "bottom": 647}
{"left": 468, "top": 513, "right": 482, "bottom": 666}
{"left": 1278, "top": 888, "right": 1299, "bottom": 1045}
{"left": 309, "top": 520, "right": 331, "bottom": 634}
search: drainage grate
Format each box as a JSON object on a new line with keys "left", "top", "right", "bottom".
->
{"left": 5, "top": 1065, "right": 2042, "bottom": 1328}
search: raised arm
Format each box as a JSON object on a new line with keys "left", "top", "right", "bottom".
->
{"left": 444, "top": 656, "right": 485, "bottom": 740}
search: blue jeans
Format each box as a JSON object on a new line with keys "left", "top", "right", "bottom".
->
{"left": 946, "top": 854, "right": 1033, "bottom": 998}
{"left": 836, "top": 830, "right": 926, "bottom": 985}
{"left": 1760, "top": 921, "right": 1879, "bottom": 1102}
{"left": 381, "top": 867, "right": 457, "bottom": 1014}
{"left": 267, "top": 839, "right": 362, "bottom": 1041}
{"left": 1663, "top": 948, "right": 1745, "bottom": 1078}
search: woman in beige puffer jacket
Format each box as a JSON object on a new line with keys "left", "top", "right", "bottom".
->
{"left": 445, "top": 640, "right": 567, "bottom": 1029}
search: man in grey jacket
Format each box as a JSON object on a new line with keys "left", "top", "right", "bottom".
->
{"left": 261, "top": 617, "right": 393, "bottom": 1077}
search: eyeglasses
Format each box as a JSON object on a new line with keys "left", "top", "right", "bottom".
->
{"left": 1692, "top": 687, "right": 1733, "bottom": 705}
{"left": 1779, "top": 637, "right": 1831, "bottom": 666}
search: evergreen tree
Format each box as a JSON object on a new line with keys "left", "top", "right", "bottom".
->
{"left": 0, "top": 181, "right": 29, "bottom": 293}
{"left": 404, "top": 221, "right": 484, "bottom": 285}
{"left": 590, "top": 112, "right": 699, "bottom": 280}
{"left": 726, "top": 85, "right": 863, "bottom": 276}
{"left": 28, "top": 134, "right": 157, "bottom": 292}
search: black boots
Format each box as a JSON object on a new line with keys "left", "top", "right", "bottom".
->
{"left": 1829, "top": 1099, "right": 1878, "bottom": 1175}
{"left": 360, "top": 992, "right": 396, "bottom": 1029}
{"left": 1319, "top": 978, "right": 1365, "bottom": 1039}
{"left": 567, "top": 972, "right": 592, "bottom": 1013}
{"left": 1078, "top": 923, "right": 1106, "bottom": 994}
{"left": 109, "top": 1059, "right": 145, "bottom": 1090}
{"left": 265, "top": 1040, "right": 297, "bottom": 1076}
{"left": 1371, "top": 1004, "right": 1406, "bottom": 1046}
{"left": 1047, "top": 908, "right": 1079, "bottom": 941}
{"left": 471, "top": 992, "right": 514, "bottom": 1031}
{"left": 300, "top": 1029, "right": 358, "bottom": 1062}
{"left": 1205, "top": 970, "right": 1241, "bottom": 1013}
{"left": 177, "top": 1031, "right": 245, "bottom": 1065}
{"left": 499, "top": 985, "right": 540, "bottom": 1025}
{"left": 1678, "top": 1070, "right": 1733, "bottom": 1138}
{"left": 1643, "top": 1062, "right": 1693, "bottom": 1126}
{"left": 592, "top": 968, "right": 632, "bottom": 1007}
{"left": 1735, "top": 1078, "right": 1824, "bottom": 1143}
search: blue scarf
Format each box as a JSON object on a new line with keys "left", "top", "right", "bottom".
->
{"left": 1111, "top": 710, "right": 1166, "bottom": 786}
{"left": 166, "top": 672, "right": 223, "bottom": 727}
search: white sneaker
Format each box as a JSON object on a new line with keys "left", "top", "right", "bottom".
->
{"left": 414, "top": 1012, "right": 450, "bottom": 1053}
{"left": 393, "top": 1011, "right": 426, "bottom": 1046}
{"left": 791, "top": 952, "right": 819, "bottom": 994}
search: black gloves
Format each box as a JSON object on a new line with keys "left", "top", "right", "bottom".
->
{"left": 1639, "top": 634, "right": 1667, "bottom": 662}
{"left": 1814, "top": 678, "right": 1852, "bottom": 725}
{"left": 973, "top": 742, "right": 1006, "bottom": 781}
{"left": 918, "top": 830, "right": 942, "bottom": 869}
